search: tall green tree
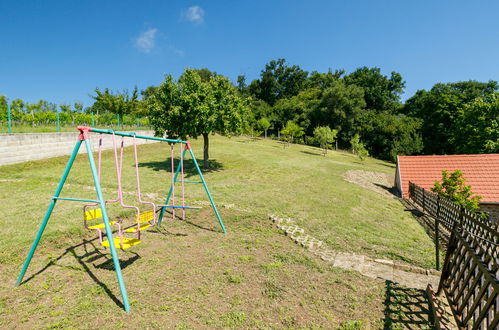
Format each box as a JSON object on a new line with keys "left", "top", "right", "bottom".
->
{"left": 453, "top": 93, "right": 499, "bottom": 153}
{"left": 403, "top": 80, "right": 498, "bottom": 154}
{"left": 146, "top": 69, "right": 249, "bottom": 168}
{"left": 345, "top": 66, "right": 405, "bottom": 112}
{"left": 273, "top": 88, "right": 320, "bottom": 135}
{"left": 312, "top": 79, "right": 366, "bottom": 146}
{"left": 359, "top": 110, "right": 423, "bottom": 161}
{"left": 248, "top": 58, "right": 308, "bottom": 106}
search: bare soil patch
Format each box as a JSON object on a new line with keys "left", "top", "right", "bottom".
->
{"left": 343, "top": 170, "right": 398, "bottom": 198}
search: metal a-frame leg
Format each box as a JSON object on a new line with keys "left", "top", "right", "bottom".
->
{"left": 157, "top": 145, "right": 226, "bottom": 233}
{"left": 15, "top": 137, "right": 131, "bottom": 312}
{"left": 187, "top": 148, "right": 226, "bottom": 233}
{"left": 15, "top": 140, "right": 83, "bottom": 286}
{"left": 157, "top": 149, "right": 185, "bottom": 226}
{"left": 83, "top": 138, "right": 131, "bottom": 312}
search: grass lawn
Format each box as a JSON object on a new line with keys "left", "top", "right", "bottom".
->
{"left": 0, "top": 134, "right": 435, "bottom": 328}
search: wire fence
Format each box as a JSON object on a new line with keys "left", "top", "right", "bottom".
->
{"left": 0, "top": 110, "right": 151, "bottom": 134}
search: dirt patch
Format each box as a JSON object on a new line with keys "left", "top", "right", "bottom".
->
{"left": 343, "top": 170, "right": 398, "bottom": 198}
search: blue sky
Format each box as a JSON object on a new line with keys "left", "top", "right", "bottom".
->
{"left": 1, "top": 0, "right": 498, "bottom": 107}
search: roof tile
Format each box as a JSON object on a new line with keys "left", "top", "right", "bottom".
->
{"left": 397, "top": 154, "right": 499, "bottom": 203}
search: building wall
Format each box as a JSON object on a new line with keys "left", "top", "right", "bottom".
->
{"left": 0, "top": 131, "right": 157, "bottom": 166}
{"left": 480, "top": 204, "right": 499, "bottom": 224}
{"left": 394, "top": 158, "right": 403, "bottom": 198}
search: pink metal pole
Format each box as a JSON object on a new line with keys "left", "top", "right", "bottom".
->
{"left": 171, "top": 144, "right": 175, "bottom": 220}
{"left": 180, "top": 143, "right": 185, "bottom": 220}
{"left": 133, "top": 135, "right": 156, "bottom": 225}
{"left": 83, "top": 134, "right": 119, "bottom": 215}
{"left": 113, "top": 133, "right": 140, "bottom": 244}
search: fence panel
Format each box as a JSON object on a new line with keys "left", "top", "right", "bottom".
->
{"left": 408, "top": 181, "right": 498, "bottom": 329}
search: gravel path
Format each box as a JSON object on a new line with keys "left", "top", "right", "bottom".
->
{"left": 269, "top": 214, "right": 440, "bottom": 290}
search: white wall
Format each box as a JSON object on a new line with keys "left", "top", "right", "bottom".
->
{"left": 0, "top": 131, "right": 158, "bottom": 166}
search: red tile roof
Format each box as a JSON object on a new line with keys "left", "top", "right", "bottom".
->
{"left": 397, "top": 154, "right": 499, "bottom": 204}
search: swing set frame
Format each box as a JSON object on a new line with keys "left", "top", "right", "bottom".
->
{"left": 15, "top": 126, "right": 226, "bottom": 313}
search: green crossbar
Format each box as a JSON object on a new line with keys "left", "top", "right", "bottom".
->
{"left": 53, "top": 197, "right": 100, "bottom": 203}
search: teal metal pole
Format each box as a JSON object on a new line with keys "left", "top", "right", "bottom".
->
{"left": 88, "top": 127, "right": 184, "bottom": 144}
{"left": 91, "top": 112, "right": 95, "bottom": 127}
{"left": 188, "top": 148, "right": 227, "bottom": 233}
{"left": 7, "top": 104, "right": 12, "bottom": 133}
{"left": 157, "top": 148, "right": 185, "bottom": 226}
{"left": 137, "top": 118, "right": 140, "bottom": 129}
{"left": 56, "top": 111, "right": 60, "bottom": 132}
{"left": 117, "top": 114, "right": 120, "bottom": 130}
{"left": 15, "top": 140, "right": 82, "bottom": 286}
{"left": 83, "top": 138, "right": 131, "bottom": 312}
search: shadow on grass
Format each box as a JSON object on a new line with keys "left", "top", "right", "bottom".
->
{"left": 399, "top": 199, "right": 450, "bottom": 251}
{"left": 19, "top": 237, "right": 141, "bottom": 311}
{"left": 374, "top": 183, "right": 400, "bottom": 198}
{"left": 383, "top": 280, "right": 434, "bottom": 329}
{"left": 236, "top": 137, "right": 261, "bottom": 143}
{"left": 300, "top": 150, "right": 323, "bottom": 157}
{"left": 155, "top": 209, "right": 221, "bottom": 234}
{"left": 376, "top": 162, "right": 396, "bottom": 168}
{"left": 138, "top": 158, "right": 224, "bottom": 178}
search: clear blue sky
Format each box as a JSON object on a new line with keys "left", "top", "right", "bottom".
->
{"left": 1, "top": 0, "right": 498, "bottom": 107}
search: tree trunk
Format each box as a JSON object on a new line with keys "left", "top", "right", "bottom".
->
{"left": 203, "top": 133, "right": 209, "bottom": 169}
{"left": 264, "top": 129, "right": 267, "bottom": 139}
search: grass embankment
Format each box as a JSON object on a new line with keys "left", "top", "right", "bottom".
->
{"left": 0, "top": 135, "right": 435, "bottom": 328}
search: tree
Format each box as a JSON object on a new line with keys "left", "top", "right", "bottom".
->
{"left": 403, "top": 80, "right": 498, "bottom": 154}
{"left": 237, "top": 75, "right": 247, "bottom": 94}
{"left": 280, "top": 121, "right": 304, "bottom": 147}
{"left": 312, "top": 79, "right": 366, "bottom": 146}
{"left": 350, "top": 134, "right": 369, "bottom": 161}
{"left": 255, "top": 117, "right": 271, "bottom": 138}
{"left": 358, "top": 110, "right": 423, "bottom": 161}
{"left": 0, "top": 95, "right": 7, "bottom": 123}
{"left": 345, "top": 66, "right": 405, "bottom": 112}
{"left": 146, "top": 69, "right": 249, "bottom": 168}
{"left": 453, "top": 93, "right": 499, "bottom": 153}
{"left": 248, "top": 58, "right": 308, "bottom": 106}
{"left": 431, "top": 170, "right": 482, "bottom": 212}
{"left": 306, "top": 70, "right": 345, "bottom": 89}
{"left": 313, "top": 126, "right": 338, "bottom": 156}
{"left": 273, "top": 88, "right": 320, "bottom": 136}
{"left": 89, "top": 87, "right": 140, "bottom": 118}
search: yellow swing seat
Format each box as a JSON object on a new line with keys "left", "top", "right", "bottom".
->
{"left": 84, "top": 208, "right": 116, "bottom": 230}
{"left": 124, "top": 210, "right": 154, "bottom": 233}
{"left": 125, "top": 223, "right": 151, "bottom": 233}
{"left": 102, "top": 237, "right": 141, "bottom": 250}
{"left": 88, "top": 221, "right": 116, "bottom": 230}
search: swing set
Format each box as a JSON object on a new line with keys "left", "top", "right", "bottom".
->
{"left": 15, "top": 126, "right": 226, "bottom": 312}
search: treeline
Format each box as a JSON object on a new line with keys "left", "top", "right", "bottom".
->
{"left": 237, "top": 59, "right": 499, "bottom": 160}
{"left": 2, "top": 59, "right": 497, "bottom": 161}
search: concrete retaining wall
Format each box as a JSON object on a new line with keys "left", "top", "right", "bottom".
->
{"left": 0, "top": 131, "right": 158, "bottom": 166}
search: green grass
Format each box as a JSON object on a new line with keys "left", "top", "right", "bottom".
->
{"left": 0, "top": 134, "right": 435, "bottom": 328}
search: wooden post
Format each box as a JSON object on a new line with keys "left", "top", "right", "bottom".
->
{"left": 435, "top": 195, "right": 441, "bottom": 270}
{"left": 422, "top": 188, "right": 426, "bottom": 212}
